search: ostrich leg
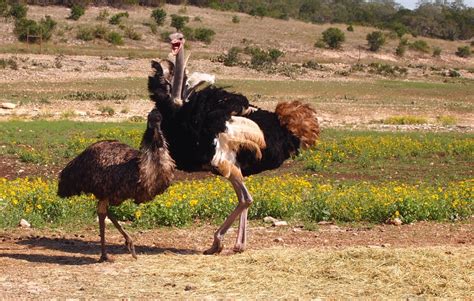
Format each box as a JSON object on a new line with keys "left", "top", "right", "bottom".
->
{"left": 107, "top": 211, "right": 137, "bottom": 259}
{"left": 97, "top": 199, "right": 113, "bottom": 262}
{"left": 204, "top": 171, "right": 253, "bottom": 255}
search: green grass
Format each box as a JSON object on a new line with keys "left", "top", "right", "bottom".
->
{"left": 0, "top": 120, "right": 144, "bottom": 164}
{"left": 217, "top": 79, "right": 474, "bottom": 109}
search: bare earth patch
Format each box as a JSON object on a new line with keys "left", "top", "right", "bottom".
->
{"left": 0, "top": 222, "right": 472, "bottom": 298}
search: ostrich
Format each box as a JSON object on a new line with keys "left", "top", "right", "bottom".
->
{"left": 148, "top": 33, "right": 320, "bottom": 254}
{"left": 57, "top": 109, "right": 175, "bottom": 262}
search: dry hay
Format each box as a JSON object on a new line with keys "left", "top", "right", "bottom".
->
{"left": 0, "top": 246, "right": 472, "bottom": 298}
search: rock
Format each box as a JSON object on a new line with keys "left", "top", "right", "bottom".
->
{"left": 381, "top": 243, "right": 391, "bottom": 248}
{"left": 74, "top": 110, "right": 87, "bottom": 116}
{"left": 263, "top": 216, "right": 278, "bottom": 224}
{"left": 272, "top": 221, "right": 288, "bottom": 227}
{"left": 274, "top": 237, "right": 284, "bottom": 243}
{"left": 1, "top": 102, "right": 16, "bottom": 109}
{"left": 184, "top": 285, "right": 196, "bottom": 291}
{"left": 19, "top": 219, "right": 31, "bottom": 228}
{"left": 317, "top": 221, "right": 334, "bottom": 225}
{"left": 387, "top": 218, "right": 403, "bottom": 226}
{"left": 90, "top": 110, "right": 102, "bottom": 116}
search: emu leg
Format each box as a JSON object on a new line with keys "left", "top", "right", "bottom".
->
{"left": 204, "top": 173, "right": 251, "bottom": 255}
{"left": 107, "top": 211, "right": 137, "bottom": 259}
{"left": 234, "top": 182, "right": 253, "bottom": 253}
{"left": 97, "top": 200, "right": 113, "bottom": 263}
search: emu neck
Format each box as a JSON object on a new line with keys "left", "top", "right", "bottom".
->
{"left": 171, "top": 47, "right": 185, "bottom": 105}
{"left": 138, "top": 129, "right": 175, "bottom": 196}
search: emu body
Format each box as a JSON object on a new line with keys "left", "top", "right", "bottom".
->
{"left": 58, "top": 110, "right": 174, "bottom": 262}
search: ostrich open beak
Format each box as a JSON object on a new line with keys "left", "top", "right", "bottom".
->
{"left": 169, "top": 33, "right": 185, "bottom": 56}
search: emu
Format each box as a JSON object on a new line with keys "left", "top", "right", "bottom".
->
{"left": 148, "top": 33, "right": 320, "bottom": 254}
{"left": 57, "top": 109, "right": 175, "bottom": 262}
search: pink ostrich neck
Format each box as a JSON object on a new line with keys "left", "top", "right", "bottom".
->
{"left": 171, "top": 43, "right": 185, "bottom": 105}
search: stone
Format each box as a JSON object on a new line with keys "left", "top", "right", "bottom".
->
{"left": 272, "top": 220, "right": 288, "bottom": 227}
{"left": 274, "top": 237, "right": 284, "bottom": 243}
{"left": 263, "top": 216, "right": 278, "bottom": 224}
{"left": 74, "top": 110, "right": 87, "bottom": 116}
{"left": 1, "top": 102, "right": 16, "bottom": 109}
{"left": 19, "top": 219, "right": 31, "bottom": 228}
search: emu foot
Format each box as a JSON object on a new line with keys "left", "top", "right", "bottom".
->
{"left": 203, "top": 242, "right": 223, "bottom": 255}
{"left": 98, "top": 254, "right": 114, "bottom": 263}
{"left": 125, "top": 239, "right": 137, "bottom": 259}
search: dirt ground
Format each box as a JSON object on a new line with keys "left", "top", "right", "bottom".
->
{"left": 0, "top": 221, "right": 472, "bottom": 298}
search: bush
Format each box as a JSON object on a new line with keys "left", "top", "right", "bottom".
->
{"left": 0, "top": 0, "right": 8, "bottom": 17}
{"left": 410, "top": 40, "right": 430, "bottom": 53}
{"left": 93, "top": 24, "right": 108, "bottom": 39}
{"left": 245, "top": 46, "right": 284, "bottom": 68}
{"left": 160, "top": 30, "right": 173, "bottom": 42}
{"left": 314, "top": 39, "right": 326, "bottom": 49}
{"left": 170, "top": 14, "right": 189, "bottom": 31}
{"left": 222, "top": 46, "right": 241, "bottom": 66}
{"left": 366, "top": 31, "right": 385, "bottom": 52}
{"left": 76, "top": 26, "right": 94, "bottom": 41}
{"left": 151, "top": 8, "right": 166, "bottom": 26}
{"left": 322, "top": 27, "right": 345, "bottom": 49}
{"left": 193, "top": 27, "right": 215, "bottom": 44}
{"left": 347, "top": 24, "right": 354, "bottom": 32}
{"left": 124, "top": 26, "right": 142, "bottom": 40}
{"left": 96, "top": 9, "right": 109, "bottom": 21}
{"left": 68, "top": 4, "right": 85, "bottom": 21}
{"left": 303, "top": 60, "right": 321, "bottom": 70}
{"left": 455, "top": 46, "right": 471, "bottom": 58}
{"left": 106, "top": 31, "right": 124, "bottom": 45}
{"left": 181, "top": 26, "right": 194, "bottom": 40}
{"left": 432, "top": 46, "right": 442, "bottom": 57}
{"left": 9, "top": 2, "right": 27, "bottom": 19}
{"left": 109, "top": 12, "right": 129, "bottom": 25}
{"left": 14, "top": 16, "right": 57, "bottom": 43}
{"left": 232, "top": 15, "right": 240, "bottom": 23}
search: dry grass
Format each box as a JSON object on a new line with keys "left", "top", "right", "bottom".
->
{"left": 0, "top": 246, "right": 472, "bottom": 298}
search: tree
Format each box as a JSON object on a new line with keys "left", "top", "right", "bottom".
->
{"left": 68, "top": 4, "right": 85, "bottom": 21}
{"left": 9, "top": 2, "right": 27, "bottom": 19}
{"left": 366, "top": 31, "right": 386, "bottom": 51}
{"left": 151, "top": 8, "right": 166, "bottom": 26}
{"left": 170, "top": 14, "right": 189, "bottom": 31}
{"left": 322, "top": 27, "right": 345, "bottom": 49}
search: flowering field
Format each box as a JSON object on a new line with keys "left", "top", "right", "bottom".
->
{"left": 0, "top": 176, "right": 472, "bottom": 228}
{"left": 0, "top": 121, "right": 472, "bottom": 229}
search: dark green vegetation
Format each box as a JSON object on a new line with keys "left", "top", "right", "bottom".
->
{"left": 21, "top": 0, "right": 474, "bottom": 41}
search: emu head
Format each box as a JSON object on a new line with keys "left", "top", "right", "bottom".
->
{"left": 144, "top": 109, "right": 164, "bottom": 148}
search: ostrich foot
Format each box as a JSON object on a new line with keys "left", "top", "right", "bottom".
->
{"left": 98, "top": 254, "right": 114, "bottom": 263}
{"left": 233, "top": 243, "right": 246, "bottom": 253}
{"left": 125, "top": 239, "right": 137, "bottom": 259}
{"left": 203, "top": 242, "right": 223, "bottom": 255}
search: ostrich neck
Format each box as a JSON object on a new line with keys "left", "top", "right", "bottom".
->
{"left": 171, "top": 47, "right": 185, "bottom": 104}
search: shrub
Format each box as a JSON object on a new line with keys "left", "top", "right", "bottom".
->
{"left": 436, "top": 115, "right": 457, "bottom": 126}
{"left": 222, "top": 46, "right": 241, "bottom": 66}
{"left": 410, "top": 40, "right": 430, "bottom": 53}
{"left": 302, "top": 60, "right": 321, "bottom": 70}
{"left": 396, "top": 44, "right": 406, "bottom": 57}
{"left": 314, "top": 39, "right": 326, "bottom": 49}
{"left": 93, "top": 24, "right": 108, "bottom": 39}
{"left": 98, "top": 105, "right": 115, "bottom": 116}
{"left": 9, "top": 2, "right": 27, "bottom": 19}
{"left": 14, "top": 16, "right": 57, "bottom": 43}
{"left": 194, "top": 16, "right": 202, "bottom": 22}
{"left": 96, "top": 9, "right": 109, "bottom": 21}
{"left": 124, "top": 26, "right": 142, "bottom": 40}
{"left": 109, "top": 12, "right": 129, "bottom": 25}
{"left": 151, "top": 8, "right": 166, "bottom": 26}
{"left": 170, "top": 14, "right": 189, "bottom": 31}
{"left": 383, "top": 116, "right": 427, "bottom": 125}
{"left": 232, "top": 15, "right": 240, "bottom": 23}
{"left": 322, "top": 27, "right": 345, "bottom": 49}
{"left": 0, "top": 0, "right": 8, "bottom": 17}
{"left": 432, "top": 46, "right": 442, "bottom": 57}
{"left": 76, "top": 26, "right": 94, "bottom": 41}
{"left": 193, "top": 27, "right": 215, "bottom": 44}
{"left": 106, "top": 31, "right": 124, "bottom": 45}
{"left": 68, "top": 4, "right": 85, "bottom": 21}
{"left": 448, "top": 69, "right": 461, "bottom": 77}
{"left": 160, "top": 30, "right": 173, "bottom": 42}
{"left": 455, "top": 46, "right": 471, "bottom": 58}
{"left": 369, "top": 62, "right": 407, "bottom": 77}
{"left": 347, "top": 24, "right": 354, "bottom": 32}
{"left": 181, "top": 26, "right": 194, "bottom": 40}
{"left": 366, "top": 31, "right": 385, "bottom": 52}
